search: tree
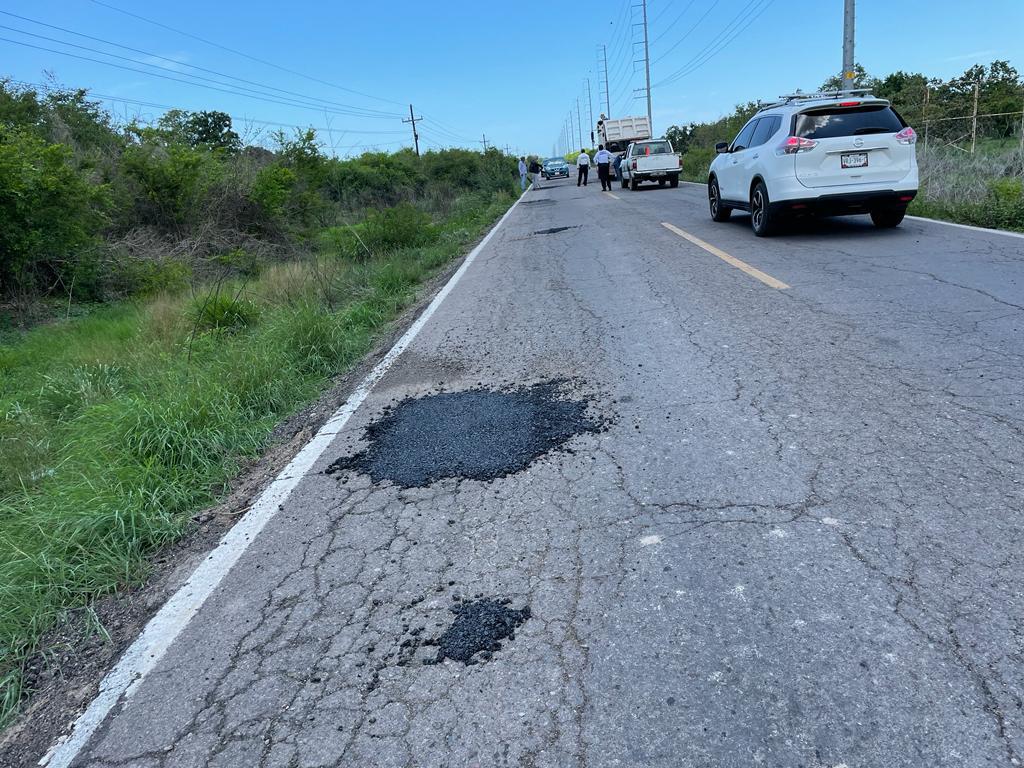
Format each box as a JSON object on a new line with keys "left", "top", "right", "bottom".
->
{"left": 664, "top": 124, "right": 694, "bottom": 153}
{"left": 820, "top": 63, "right": 876, "bottom": 92}
{"left": 184, "top": 111, "right": 240, "bottom": 152}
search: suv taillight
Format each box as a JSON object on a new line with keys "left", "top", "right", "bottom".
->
{"left": 895, "top": 127, "right": 917, "bottom": 145}
{"left": 776, "top": 136, "right": 818, "bottom": 155}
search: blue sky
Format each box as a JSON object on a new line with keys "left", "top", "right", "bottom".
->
{"left": 2, "top": 0, "right": 1021, "bottom": 156}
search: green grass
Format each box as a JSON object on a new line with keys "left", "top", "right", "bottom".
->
{"left": 0, "top": 188, "right": 517, "bottom": 725}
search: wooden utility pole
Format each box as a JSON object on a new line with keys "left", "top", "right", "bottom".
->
{"left": 479, "top": 134, "right": 489, "bottom": 152}
{"left": 402, "top": 104, "right": 422, "bottom": 156}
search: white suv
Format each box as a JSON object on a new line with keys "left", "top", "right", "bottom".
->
{"left": 707, "top": 92, "right": 918, "bottom": 236}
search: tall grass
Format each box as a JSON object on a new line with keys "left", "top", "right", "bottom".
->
{"left": 0, "top": 189, "right": 516, "bottom": 725}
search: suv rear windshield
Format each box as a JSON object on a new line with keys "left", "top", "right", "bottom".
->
{"left": 794, "top": 105, "right": 905, "bottom": 139}
{"left": 634, "top": 141, "right": 672, "bottom": 155}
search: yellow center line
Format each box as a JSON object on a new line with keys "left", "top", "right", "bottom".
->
{"left": 660, "top": 222, "right": 790, "bottom": 290}
{"left": 604, "top": 192, "right": 621, "bottom": 200}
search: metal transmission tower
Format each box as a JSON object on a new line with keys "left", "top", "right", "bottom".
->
{"left": 598, "top": 44, "right": 611, "bottom": 118}
{"left": 402, "top": 104, "right": 422, "bottom": 156}
{"left": 576, "top": 98, "right": 583, "bottom": 148}
{"left": 639, "top": 0, "right": 653, "bottom": 133}
{"left": 585, "top": 78, "right": 594, "bottom": 145}
{"left": 842, "top": 0, "right": 856, "bottom": 93}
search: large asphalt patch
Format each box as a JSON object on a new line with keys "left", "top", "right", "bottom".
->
{"left": 325, "top": 381, "right": 602, "bottom": 488}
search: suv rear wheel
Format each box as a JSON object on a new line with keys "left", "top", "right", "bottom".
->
{"left": 709, "top": 178, "right": 731, "bottom": 222}
{"left": 870, "top": 208, "right": 906, "bottom": 228}
{"left": 750, "top": 181, "right": 778, "bottom": 237}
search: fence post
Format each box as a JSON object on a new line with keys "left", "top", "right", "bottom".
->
{"left": 971, "top": 82, "right": 979, "bottom": 154}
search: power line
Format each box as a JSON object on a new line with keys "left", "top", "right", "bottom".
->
{"left": 651, "top": 0, "right": 699, "bottom": 44}
{"left": 8, "top": 79, "right": 408, "bottom": 136}
{"left": 0, "top": 35, "right": 402, "bottom": 119}
{"left": 652, "top": 0, "right": 724, "bottom": 65}
{"left": 655, "top": 0, "right": 776, "bottom": 87}
{"left": 0, "top": 11, "right": 401, "bottom": 118}
{"left": 86, "top": 0, "right": 405, "bottom": 108}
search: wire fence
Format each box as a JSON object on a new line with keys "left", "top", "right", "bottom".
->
{"left": 917, "top": 111, "right": 1024, "bottom": 203}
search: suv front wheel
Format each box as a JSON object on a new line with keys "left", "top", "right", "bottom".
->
{"left": 709, "top": 178, "right": 731, "bottom": 222}
{"left": 750, "top": 181, "right": 778, "bottom": 237}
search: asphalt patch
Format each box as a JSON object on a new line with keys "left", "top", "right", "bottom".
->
{"left": 325, "top": 381, "right": 602, "bottom": 488}
{"left": 533, "top": 226, "right": 578, "bottom": 235}
{"left": 432, "top": 598, "right": 531, "bottom": 665}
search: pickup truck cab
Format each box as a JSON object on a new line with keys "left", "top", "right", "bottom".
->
{"left": 620, "top": 139, "right": 681, "bottom": 190}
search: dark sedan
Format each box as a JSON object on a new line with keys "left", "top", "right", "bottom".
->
{"left": 542, "top": 158, "right": 570, "bottom": 179}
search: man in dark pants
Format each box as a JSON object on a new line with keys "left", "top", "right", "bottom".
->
{"left": 594, "top": 144, "right": 613, "bottom": 191}
{"left": 576, "top": 150, "right": 591, "bottom": 187}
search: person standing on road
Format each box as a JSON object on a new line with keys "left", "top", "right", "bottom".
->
{"left": 613, "top": 151, "right": 624, "bottom": 184}
{"left": 528, "top": 157, "right": 543, "bottom": 190}
{"left": 594, "top": 144, "right": 613, "bottom": 191}
{"left": 518, "top": 156, "right": 528, "bottom": 191}
{"left": 576, "top": 150, "right": 591, "bottom": 187}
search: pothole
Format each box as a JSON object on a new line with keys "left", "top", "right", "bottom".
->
{"left": 532, "top": 226, "right": 577, "bottom": 235}
{"left": 326, "top": 380, "right": 603, "bottom": 488}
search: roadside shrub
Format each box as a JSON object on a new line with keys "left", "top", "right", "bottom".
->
{"left": 361, "top": 203, "right": 437, "bottom": 252}
{"left": 187, "top": 292, "right": 261, "bottom": 332}
{"left": 250, "top": 164, "right": 296, "bottom": 222}
{"left": 681, "top": 147, "right": 715, "bottom": 182}
{"left": 0, "top": 128, "right": 108, "bottom": 292}
{"left": 119, "top": 144, "right": 221, "bottom": 233}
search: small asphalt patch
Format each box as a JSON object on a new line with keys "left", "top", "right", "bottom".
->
{"left": 325, "top": 381, "right": 603, "bottom": 488}
{"left": 431, "top": 598, "right": 531, "bottom": 665}
{"left": 533, "top": 226, "right": 578, "bottom": 235}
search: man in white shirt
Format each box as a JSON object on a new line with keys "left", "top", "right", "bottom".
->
{"left": 594, "top": 145, "right": 613, "bottom": 191}
{"left": 576, "top": 150, "right": 591, "bottom": 187}
{"left": 518, "top": 157, "right": 528, "bottom": 191}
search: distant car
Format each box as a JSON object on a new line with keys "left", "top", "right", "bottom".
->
{"left": 707, "top": 91, "right": 919, "bottom": 236}
{"left": 542, "top": 158, "right": 569, "bottom": 179}
{"left": 620, "top": 140, "right": 680, "bottom": 189}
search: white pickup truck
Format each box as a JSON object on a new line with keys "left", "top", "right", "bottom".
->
{"left": 620, "top": 139, "right": 681, "bottom": 190}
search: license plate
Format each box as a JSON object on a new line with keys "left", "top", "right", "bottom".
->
{"left": 841, "top": 153, "right": 868, "bottom": 169}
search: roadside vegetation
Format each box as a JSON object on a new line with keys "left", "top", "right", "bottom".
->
{"left": 0, "top": 78, "right": 519, "bottom": 725}
{"left": 666, "top": 60, "right": 1024, "bottom": 232}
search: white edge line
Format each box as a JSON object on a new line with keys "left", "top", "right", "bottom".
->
{"left": 39, "top": 192, "right": 527, "bottom": 768}
{"left": 905, "top": 215, "right": 1024, "bottom": 240}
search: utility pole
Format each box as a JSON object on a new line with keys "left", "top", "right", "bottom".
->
{"left": 569, "top": 109, "right": 575, "bottom": 151}
{"left": 971, "top": 82, "right": 980, "bottom": 154}
{"left": 586, "top": 78, "right": 594, "bottom": 145}
{"left": 402, "top": 104, "right": 422, "bottom": 156}
{"left": 576, "top": 98, "right": 583, "bottom": 148}
{"left": 842, "top": 0, "right": 855, "bottom": 93}
{"left": 479, "top": 134, "right": 489, "bottom": 152}
{"left": 599, "top": 44, "right": 612, "bottom": 118}
{"left": 641, "top": 0, "right": 653, "bottom": 134}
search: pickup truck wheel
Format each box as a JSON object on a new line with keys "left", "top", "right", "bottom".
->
{"left": 658, "top": 179, "right": 666, "bottom": 187}
{"left": 750, "top": 181, "right": 777, "bottom": 237}
{"left": 669, "top": 175, "right": 679, "bottom": 189}
{"left": 630, "top": 176, "right": 639, "bottom": 191}
{"left": 620, "top": 176, "right": 628, "bottom": 189}
{"left": 709, "top": 178, "right": 731, "bottom": 222}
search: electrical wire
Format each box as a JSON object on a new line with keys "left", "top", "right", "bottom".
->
{"left": 652, "top": 0, "right": 724, "bottom": 65}
{"left": 0, "top": 11, "right": 402, "bottom": 118}
{"left": 651, "top": 0, "right": 699, "bottom": 45}
{"left": 86, "top": 0, "right": 406, "bottom": 108}
{"left": 0, "top": 35, "right": 402, "bottom": 119}
{"left": 655, "top": 0, "right": 776, "bottom": 87}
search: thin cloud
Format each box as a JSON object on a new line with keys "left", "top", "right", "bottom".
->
{"left": 944, "top": 50, "right": 997, "bottom": 62}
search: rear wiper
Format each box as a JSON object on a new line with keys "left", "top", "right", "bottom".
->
{"left": 851, "top": 127, "right": 892, "bottom": 135}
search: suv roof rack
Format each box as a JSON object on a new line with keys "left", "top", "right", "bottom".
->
{"left": 756, "top": 89, "right": 878, "bottom": 112}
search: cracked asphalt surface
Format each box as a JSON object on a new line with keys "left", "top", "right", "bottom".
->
{"left": 64, "top": 180, "right": 1024, "bottom": 767}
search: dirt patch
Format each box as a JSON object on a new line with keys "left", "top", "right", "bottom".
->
{"left": 325, "top": 381, "right": 603, "bottom": 488}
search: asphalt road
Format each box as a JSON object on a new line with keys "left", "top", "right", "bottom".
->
{"left": 61, "top": 178, "right": 1024, "bottom": 767}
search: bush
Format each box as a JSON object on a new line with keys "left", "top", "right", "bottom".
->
{"left": 186, "top": 292, "right": 261, "bottom": 332}
{"left": 361, "top": 203, "right": 437, "bottom": 252}
{"left": 0, "top": 129, "right": 108, "bottom": 292}
{"left": 251, "top": 164, "right": 296, "bottom": 222}
{"left": 119, "top": 144, "right": 221, "bottom": 233}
